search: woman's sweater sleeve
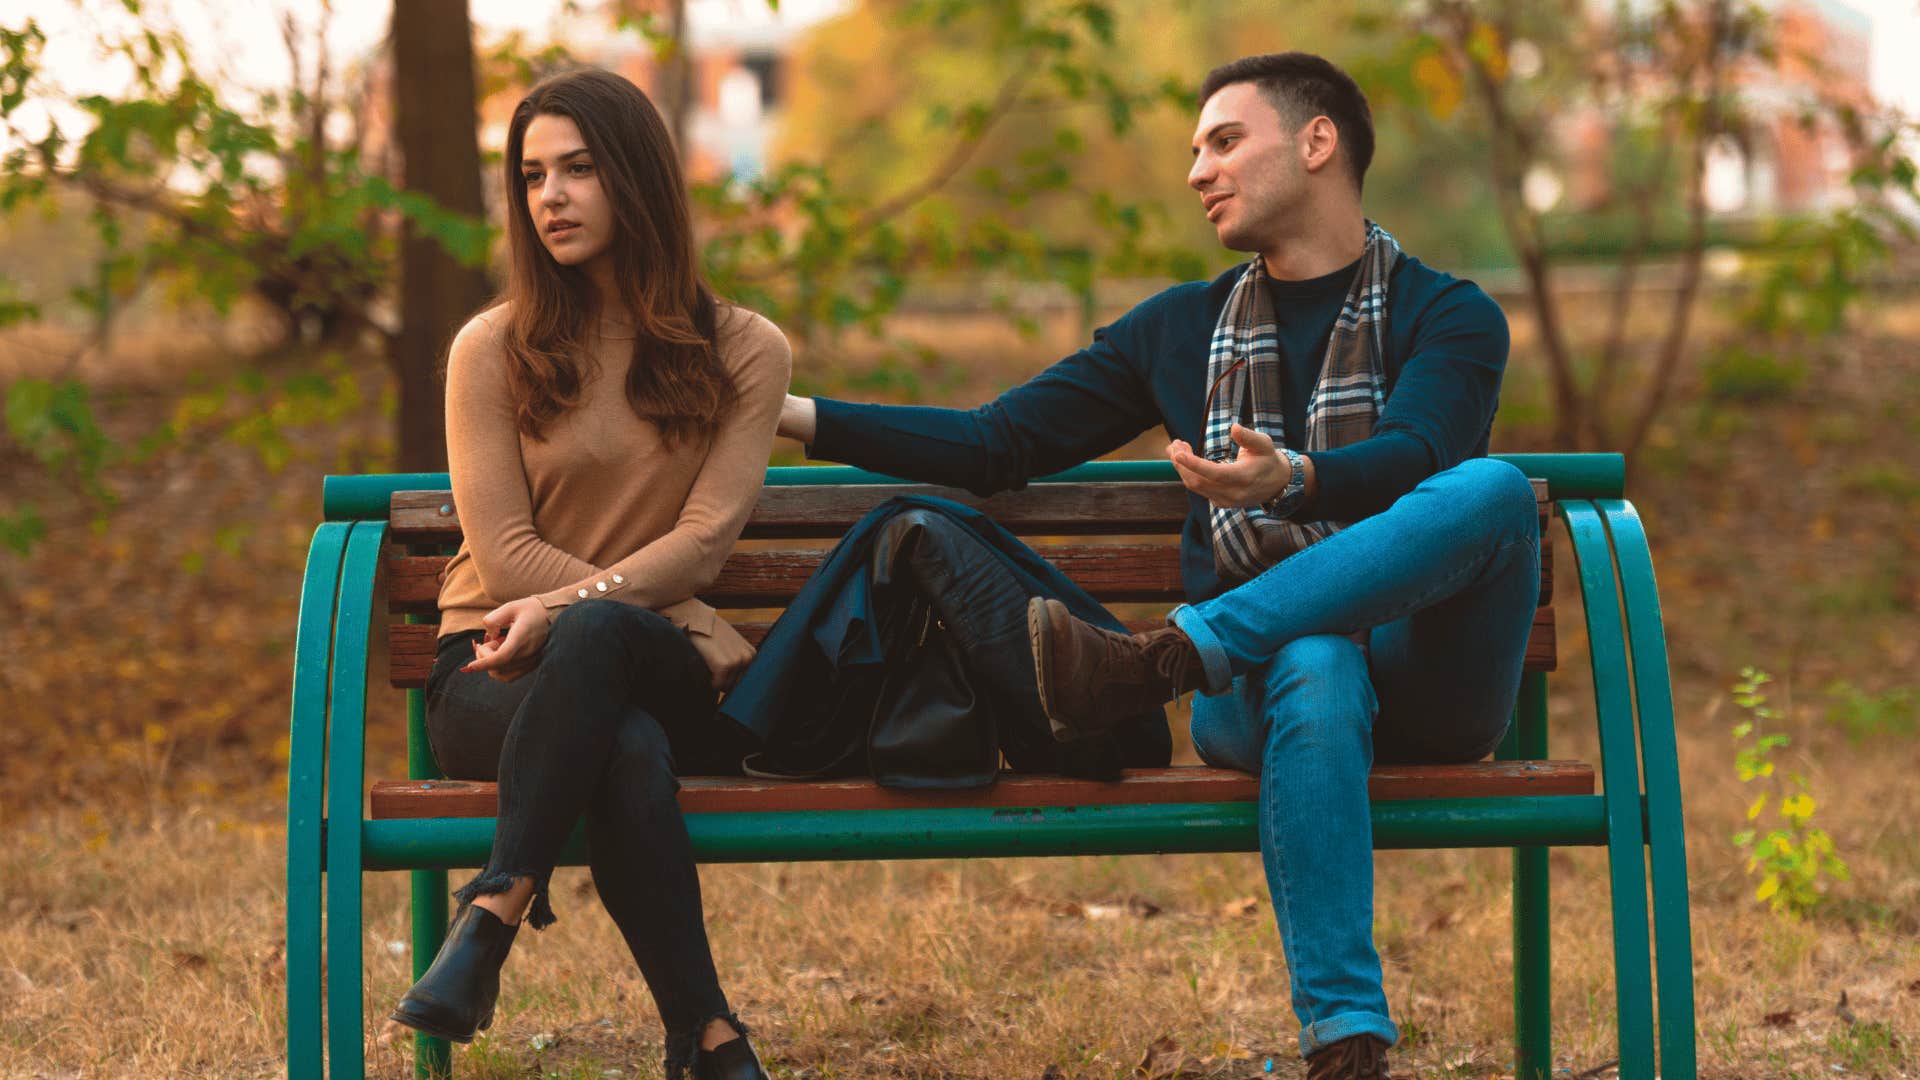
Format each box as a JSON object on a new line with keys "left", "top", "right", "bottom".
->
{"left": 441, "top": 307, "right": 787, "bottom": 634}
{"left": 527, "top": 314, "right": 793, "bottom": 618}
{"left": 445, "top": 313, "right": 606, "bottom": 599}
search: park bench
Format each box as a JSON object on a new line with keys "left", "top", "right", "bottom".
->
{"left": 285, "top": 453, "right": 1695, "bottom": 1080}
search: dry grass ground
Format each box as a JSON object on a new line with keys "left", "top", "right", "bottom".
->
{"left": 2, "top": 287, "right": 1917, "bottom": 1078}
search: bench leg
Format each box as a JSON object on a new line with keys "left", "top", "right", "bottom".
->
{"left": 1599, "top": 501, "right": 1698, "bottom": 1079}
{"left": 411, "top": 869, "right": 452, "bottom": 1079}
{"left": 325, "top": 522, "right": 385, "bottom": 1079}
{"left": 1562, "top": 503, "right": 1658, "bottom": 1080}
{"left": 1506, "top": 672, "right": 1552, "bottom": 1080}
{"left": 288, "top": 523, "right": 350, "bottom": 1080}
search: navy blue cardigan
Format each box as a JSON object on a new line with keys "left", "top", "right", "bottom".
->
{"left": 810, "top": 254, "right": 1510, "bottom": 603}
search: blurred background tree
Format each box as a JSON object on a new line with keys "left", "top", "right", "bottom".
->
{"left": 2, "top": 0, "right": 1916, "bottom": 548}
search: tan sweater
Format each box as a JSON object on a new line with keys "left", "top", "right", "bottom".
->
{"left": 435, "top": 305, "right": 792, "bottom": 639}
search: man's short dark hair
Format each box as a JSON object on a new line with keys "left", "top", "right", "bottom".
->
{"left": 1198, "top": 53, "right": 1375, "bottom": 195}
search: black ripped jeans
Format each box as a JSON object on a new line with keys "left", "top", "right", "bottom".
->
{"left": 425, "top": 599, "right": 755, "bottom": 1075}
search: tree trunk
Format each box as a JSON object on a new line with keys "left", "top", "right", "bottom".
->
{"left": 661, "top": 0, "right": 693, "bottom": 161}
{"left": 392, "top": 0, "right": 491, "bottom": 474}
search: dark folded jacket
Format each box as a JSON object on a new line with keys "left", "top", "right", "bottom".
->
{"left": 719, "top": 495, "right": 1172, "bottom": 779}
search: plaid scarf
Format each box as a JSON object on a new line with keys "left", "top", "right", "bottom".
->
{"left": 1204, "top": 220, "right": 1400, "bottom": 584}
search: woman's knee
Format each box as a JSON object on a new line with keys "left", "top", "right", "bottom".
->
{"left": 548, "top": 598, "right": 678, "bottom": 652}
{"left": 595, "top": 711, "right": 680, "bottom": 811}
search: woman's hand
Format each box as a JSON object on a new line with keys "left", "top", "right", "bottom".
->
{"left": 689, "top": 617, "right": 756, "bottom": 692}
{"left": 464, "top": 596, "right": 553, "bottom": 682}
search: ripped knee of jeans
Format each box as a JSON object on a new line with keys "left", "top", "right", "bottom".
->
{"left": 664, "top": 1010, "right": 748, "bottom": 1079}
{"left": 452, "top": 868, "right": 558, "bottom": 931}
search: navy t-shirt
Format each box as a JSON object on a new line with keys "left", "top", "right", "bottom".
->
{"left": 810, "top": 251, "right": 1510, "bottom": 603}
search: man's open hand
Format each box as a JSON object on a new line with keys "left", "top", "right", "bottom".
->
{"left": 1167, "top": 424, "right": 1295, "bottom": 509}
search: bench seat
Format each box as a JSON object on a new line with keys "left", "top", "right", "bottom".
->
{"left": 292, "top": 457, "right": 1697, "bottom": 1080}
{"left": 370, "top": 761, "right": 1597, "bottom": 818}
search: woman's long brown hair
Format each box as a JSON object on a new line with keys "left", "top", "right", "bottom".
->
{"left": 493, "top": 68, "right": 736, "bottom": 446}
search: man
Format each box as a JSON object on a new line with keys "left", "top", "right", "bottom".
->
{"left": 776, "top": 52, "right": 1539, "bottom": 1080}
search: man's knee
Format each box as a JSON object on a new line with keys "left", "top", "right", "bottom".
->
{"left": 1448, "top": 457, "right": 1537, "bottom": 527}
{"left": 1189, "top": 685, "right": 1263, "bottom": 773}
{"left": 1260, "top": 635, "right": 1376, "bottom": 751}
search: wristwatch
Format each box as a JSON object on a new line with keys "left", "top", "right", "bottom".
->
{"left": 1263, "top": 448, "right": 1309, "bottom": 519}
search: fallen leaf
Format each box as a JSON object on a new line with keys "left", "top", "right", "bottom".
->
{"left": 1219, "top": 895, "right": 1260, "bottom": 918}
{"left": 1210, "top": 1040, "right": 1256, "bottom": 1060}
{"left": 1088, "top": 896, "right": 1162, "bottom": 920}
{"left": 1040, "top": 1067, "right": 1066, "bottom": 1080}
{"left": 1763, "top": 1008, "right": 1798, "bottom": 1027}
{"left": 1135, "top": 1034, "right": 1187, "bottom": 1078}
{"left": 1425, "top": 909, "right": 1458, "bottom": 932}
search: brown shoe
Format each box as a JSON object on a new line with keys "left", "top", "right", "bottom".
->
{"left": 1305, "top": 1034, "right": 1392, "bottom": 1079}
{"left": 1026, "top": 597, "right": 1203, "bottom": 741}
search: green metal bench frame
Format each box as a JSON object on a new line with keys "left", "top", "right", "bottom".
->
{"left": 285, "top": 453, "right": 1695, "bottom": 1079}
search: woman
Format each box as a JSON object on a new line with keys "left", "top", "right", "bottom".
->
{"left": 388, "top": 68, "right": 789, "bottom": 1080}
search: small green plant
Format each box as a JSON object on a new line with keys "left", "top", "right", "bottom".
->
{"left": 1729, "top": 668, "right": 1849, "bottom": 917}
{"left": 1702, "top": 345, "right": 1807, "bottom": 403}
{"left": 1826, "top": 1019, "right": 1904, "bottom": 1073}
{"left": 1823, "top": 680, "right": 1917, "bottom": 743}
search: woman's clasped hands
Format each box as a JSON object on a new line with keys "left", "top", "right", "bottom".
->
{"left": 463, "top": 596, "right": 552, "bottom": 682}
{"left": 463, "top": 594, "right": 758, "bottom": 692}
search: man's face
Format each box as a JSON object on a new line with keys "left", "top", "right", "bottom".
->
{"left": 1187, "top": 82, "right": 1305, "bottom": 254}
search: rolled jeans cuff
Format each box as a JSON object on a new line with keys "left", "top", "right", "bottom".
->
{"left": 1298, "top": 1010, "right": 1399, "bottom": 1059}
{"left": 1169, "top": 604, "right": 1233, "bottom": 696}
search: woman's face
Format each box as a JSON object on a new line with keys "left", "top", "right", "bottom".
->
{"left": 520, "top": 114, "right": 614, "bottom": 270}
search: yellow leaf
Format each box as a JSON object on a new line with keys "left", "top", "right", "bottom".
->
{"left": 1746, "top": 794, "right": 1768, "bottom": 820}
{"left": 1755, "top": 876, "right": 1780, "bottom": 902}
{"left": 1412, "top": 54, "right": 1461, "bottom": 120}
{"left": 1468, "top": 23, "right": 1509, "bottom": 83}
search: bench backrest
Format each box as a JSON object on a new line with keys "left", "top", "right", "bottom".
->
{"left": 380, "top": 477, "right": 1554, "bottom": 690}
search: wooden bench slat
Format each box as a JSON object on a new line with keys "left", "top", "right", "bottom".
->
{"left": 383, "top": 544, "right": 1192, "bottom": 614}
{"left": 386, "top": 606, "right": 1556, "bottom": 688}
{"left": 385, "top": 542, "right": 1550, "bottom": 616}
{"left": 388, "top": 480, "right": 1550, "bottom": 544}
{"left": 390, "top": 483, "right": 1197, "bottom": 543}
{"left": 370, "top": 761, "right": 1595, "bottom": 819}
{"left": 388, "top": 617, "right": 1155, "bottom": 686}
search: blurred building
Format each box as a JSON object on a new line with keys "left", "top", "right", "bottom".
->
{"left": 472, "top": 0, "right": 845, "bottom": 184}
{"left": 1555, "top": 0, "right": 1878, "bottom": 219}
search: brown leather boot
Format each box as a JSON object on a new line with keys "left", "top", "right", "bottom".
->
{"left": 1026, "top": 597, "right": 1203, "bottom": 741}
{"left": 1304, "top": 1034, "right": 1392, "bottom": 1079}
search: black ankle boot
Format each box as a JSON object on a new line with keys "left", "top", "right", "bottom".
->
{"left": 694, "top": 1034, "right": 769, "bottom": 1080}
{"left": 389, "top": 903, "right": 519, "bottom": 1043}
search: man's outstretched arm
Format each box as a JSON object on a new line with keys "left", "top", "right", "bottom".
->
{"left": 777, "top": 322, "right": 1163, "bottom": 496}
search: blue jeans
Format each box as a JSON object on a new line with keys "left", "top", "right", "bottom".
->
{"left": 1169, "top": 458, "right": 1541, "bottom": 1057}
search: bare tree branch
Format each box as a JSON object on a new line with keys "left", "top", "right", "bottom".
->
{"left": 1624, "top": 0, "right": 1731, "bottom": 457}
{"left": 1588, "top": 109, "right": 1677, "bottom": 447}
{"left": 733, "top": 53, "right": 1040, "bottom": 285}
{"left": 1438, "top": 0, "right": 1586, "bottom": 445}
